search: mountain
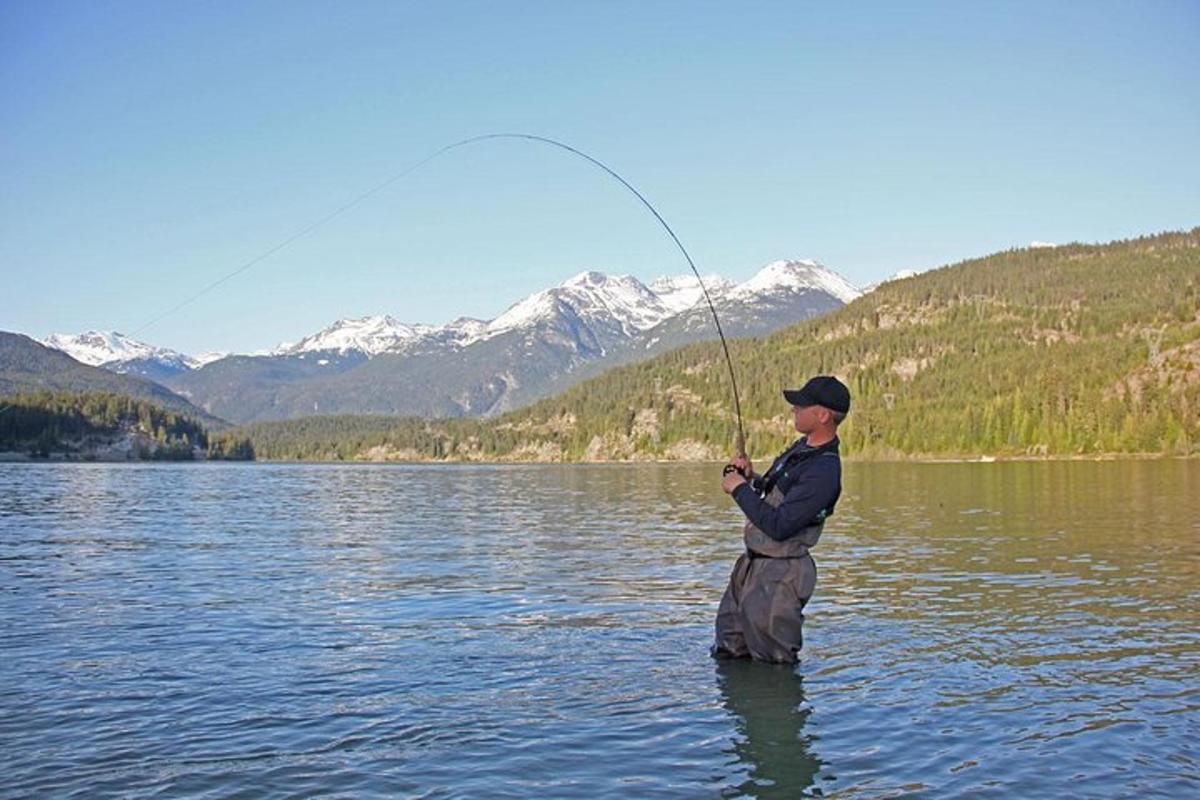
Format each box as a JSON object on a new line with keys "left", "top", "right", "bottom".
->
{"left": 162, "top": 262, "right": 857, "bottom": 423}
{"left": 162, "top": 271, "right": 681, "bottom": 421}
{"left": 226, "top": 228, "right": 1200, "bottom": 461}
{"left": 275, "top": 270, "right": 678, "bottom": 359}
{"left": 276, "top": 315, "right": 462, "bottom": 357}
{"left": 41, "top": 330, "right": 200, "bottom": 383}
{"left": 632, "top": 260, "right": 859, "bottom": 357}
{"left": 162, "top": 350, "right": 372, "bottom": 420}
{"left": 0, "top": 332, "right": 229, "bottom": 429}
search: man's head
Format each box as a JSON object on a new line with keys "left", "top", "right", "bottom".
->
{"left": 783, "top": 375, "right": 851, "bottom": 436}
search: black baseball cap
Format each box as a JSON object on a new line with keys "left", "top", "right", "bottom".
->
{"left": 783, "top": 375, "right": 851, "bottom": 414}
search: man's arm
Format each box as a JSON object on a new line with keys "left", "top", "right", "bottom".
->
{"left": 731, "top": 462, "right": 840, "bottom": 541}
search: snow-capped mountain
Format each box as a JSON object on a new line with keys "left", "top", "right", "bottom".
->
{"left": 40, "top": 330, "right": 200, "bottom": 381}
{"left": 626, "top": 260, "right": 860, "bottom": 359}
{"left": 41, "top": 330, "right": 191, "bottom": 368}
{"left": 276, "top": 315, "right": 492, "bottom": 358}
{"left": 275, "top": 315, "right": 437, "bottom": 357}
{"left": 44, "top": 257, "right": 862, "bottom": 423}
{"left": 278, "top": 271, "right": 683, "bottom": 361}
{"left": 487, "top": 271, "right": 673, "bottom": 339}
{"left": 728, "top": 259, "right": 861, "bottom": 304}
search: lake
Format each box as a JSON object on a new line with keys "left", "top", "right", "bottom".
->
{"left": 1, "top": 460, "right": 1196, "bottom": 798}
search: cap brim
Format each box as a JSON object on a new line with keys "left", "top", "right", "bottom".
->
{"left": 783, "top": 389, "right": 816, "bottom": 407}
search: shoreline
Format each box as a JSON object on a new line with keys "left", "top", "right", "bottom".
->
{"left": 2, "top": 451, "right": 1192, "bottom": 465}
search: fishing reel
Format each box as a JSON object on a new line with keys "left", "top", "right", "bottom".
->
{"left": 722, "top": 463, "right": 747, "bottom": 478}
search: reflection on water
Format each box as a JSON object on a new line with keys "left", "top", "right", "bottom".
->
{"left": 0, "top": 460, "right": 1197, "bottom": 798}
{"left": 716, "top": 660, "right": 820, "bottom": 799}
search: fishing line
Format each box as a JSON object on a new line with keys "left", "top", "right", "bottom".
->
{"left": 134, "top": 133, "right": 747, "bottom": 455}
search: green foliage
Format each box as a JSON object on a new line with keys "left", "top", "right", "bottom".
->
{"left": 206, "top": 433, "right": 256, "bottom": 460}
{"left": 0, "top": 391, "right": 249, "bottom": 460}
{"left": 229, "top": 229, "right": 1200, "bottom": 461}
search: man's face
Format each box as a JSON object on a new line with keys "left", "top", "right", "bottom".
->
{"left": 792, "top": 403, "right": 816, "bottom": 433}
{"left": 793, "top": 403, "right": 832, "bottom": 433}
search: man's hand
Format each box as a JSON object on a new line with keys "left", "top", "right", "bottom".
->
{"left": 731, "top": 455, "right": 753, "bottom": 475}
{"left": 722, "top": 470, "right": 747, "bottom": 495}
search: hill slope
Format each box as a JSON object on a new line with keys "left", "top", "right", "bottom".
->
{"left": 231, "top": 229, "right": 1200, "bottom": 460}
{"left": 0, "top": 333, "right": 230, "bottom": 430}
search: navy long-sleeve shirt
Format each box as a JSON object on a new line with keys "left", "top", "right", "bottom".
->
{"left": 731, "top": 438, "right": 842, "bottom": 541}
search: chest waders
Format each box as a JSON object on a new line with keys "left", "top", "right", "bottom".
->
{"left": 714, "top": 447, "right": 835, "bottom": 664}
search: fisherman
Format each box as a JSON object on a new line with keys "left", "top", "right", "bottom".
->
{"left": 713, "top": 375, "right": 850, "bottom": 663}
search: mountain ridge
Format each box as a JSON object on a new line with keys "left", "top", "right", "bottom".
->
{"left": 37, "top": 259, "right": 857, "bottom": 424}
{"left": 223, "top": 228, "right": 1200, "bottom": 461}
{"left": 42, "top": 260, "right": 857, "bottom": 367}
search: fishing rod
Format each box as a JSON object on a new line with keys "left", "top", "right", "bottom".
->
{"left": 134, "top": 133, "right": 748, "bottom": 457}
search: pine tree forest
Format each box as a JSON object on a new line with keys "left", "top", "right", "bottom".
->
{"left": 0, "top": 391, "right": 254, "bottom": 460}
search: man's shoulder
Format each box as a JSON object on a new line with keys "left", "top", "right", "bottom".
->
{"left": 787, "top": 446, "right": 840, "bottom": 482}
{"left": 803, "top": 446, "right": 841, "bottom": 480}
{"left": 800, "top": 438, "right": 841, "bottom": 463}
{"left": 813, "top": 450, "right": 842, "bottom": 470}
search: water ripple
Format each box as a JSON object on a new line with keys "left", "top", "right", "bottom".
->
{"left": 1, "top": 460, "right": 1197, "bottom": 798}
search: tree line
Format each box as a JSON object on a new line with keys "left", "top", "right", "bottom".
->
{"left": 0, "top": 391, "right": 254, "bottom": 460}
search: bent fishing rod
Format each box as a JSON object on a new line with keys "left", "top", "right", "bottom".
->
{"left": 134, "top": 133, "right": 748, "bottom": 457}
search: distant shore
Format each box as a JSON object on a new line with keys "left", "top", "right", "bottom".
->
{"left": 3, "top": 451, "right": 1189, "bottom": 465}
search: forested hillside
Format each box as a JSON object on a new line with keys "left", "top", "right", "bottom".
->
{"left": 231, "top": 229, "right": 1200, "bottom": 461}
{"left": 0, "top": 332, "right": 227, "bottom": 429}
{"left": 0, "top": 392, "right": 253, "bottom": 460}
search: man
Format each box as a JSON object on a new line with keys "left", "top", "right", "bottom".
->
{"left": 713, "top": 375, "right": 850, "bottom": 663}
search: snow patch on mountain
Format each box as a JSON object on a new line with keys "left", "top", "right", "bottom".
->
{"left": 438, "top": 317, "right": 492, "bottom": 347}
{"left": 488, "top": 292, "right": 560, "bottom": 335}
{"left": 192, "top": 351, "right": 230, "bottom": 367}
{"left": 862, "top": 269, "right": 921, "bottom": 293}
{"left": 649, "top": 274, "right": 734, "bottom": 313}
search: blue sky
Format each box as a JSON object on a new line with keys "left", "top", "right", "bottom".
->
{"left": 2, "top": 1, "right": 1198, "bottom": 354}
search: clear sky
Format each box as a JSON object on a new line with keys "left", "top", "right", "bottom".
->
{"left": 2, "top": 0, "right": 1198, "bottom": 354}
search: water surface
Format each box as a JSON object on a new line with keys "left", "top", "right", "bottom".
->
{"left": 1, "top": 461, "right": 1197, "bottom": 797}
